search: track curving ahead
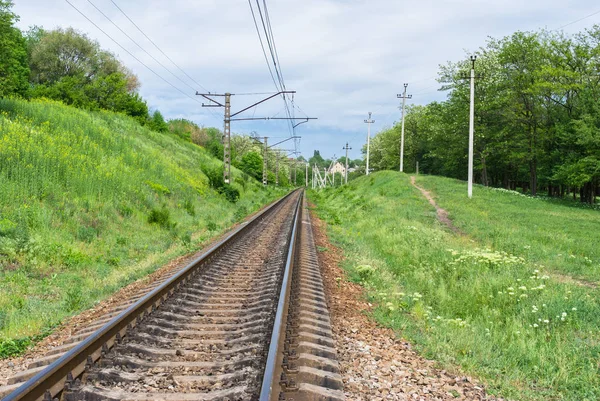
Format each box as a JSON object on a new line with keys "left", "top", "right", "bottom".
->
{"left": 2, "top": 190, "right": 343, "bottom": 401}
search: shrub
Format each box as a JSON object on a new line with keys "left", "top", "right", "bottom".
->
{"left": 219, "top": 184, "right": 240, "bottom": 203}
{"left": 147, "top": 206, "right": 173, "bottom": 229}
{"left": 205, "top": 166, "right": 225, "bottom": 190}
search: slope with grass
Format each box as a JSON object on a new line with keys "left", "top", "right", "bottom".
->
{"left": 309, "top": 171, "right": 600, "bottom": 401}
{"left": 0, "top": 98, "right": 284, "bottom": 355}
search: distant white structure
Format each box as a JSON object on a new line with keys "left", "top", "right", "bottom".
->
{"left": 328, "top": 161, "right": 346, "bottom": 176}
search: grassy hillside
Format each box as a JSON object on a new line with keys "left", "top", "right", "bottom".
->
{"left": 309, "top": 172, "right": 600, "bottom": 401}
{"left": 414, "top": 175, "right": 600, "bottom": 282}
{"left": 0, "top": 98, "right": 283, "bottom": 353}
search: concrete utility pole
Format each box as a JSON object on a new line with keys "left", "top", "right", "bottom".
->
{"left": 275, "top": 150, "right": 279, "bottom": 186}
{"left": 305, "top": 163, "right": 308, "bottom": 187}
{"left": 262, "top": 137, "right": 268, "bottom": 186}
{"left": 293, "top": 160, "right": 297, "bottom": 186}
{"left": 468, "top": 56, "right": 476, "bottom": 199}
{"left": 397, "top": 84, "right": 412, "bottom": 173}
{"left": 342, "top": 142, "right": 352, "bottom": 184}
{"left": 364, "top": 112, "right": 374, "bottom": 175}
{"left": 223, "top": 94, "right": 231, "bottom": 183}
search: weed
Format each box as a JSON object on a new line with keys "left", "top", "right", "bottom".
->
{"left": 147, "top": 207, "right": 173, "bottom": 229}
{"left": 219, "top": 184, "right": 240, "bottom": 203}
{"left": 183, "top": 199, "right": 196, "bottom": 216}
{"left": 63, "top": 286, "right": 85, "bottom": 312}
{"left": 145, "top": 181, "right": 171, "bottom": 196}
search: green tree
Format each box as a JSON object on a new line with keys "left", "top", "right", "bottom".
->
{"left": 0, "top": 1, "right": 29, "bottom": 98}
{"left": 148, "top": 110, "right": 168, "bottom": 132}
{"left": 27, "top": 27, "right": 147, "bottom": 120}
{"left": 239, "top": 151, "right": 263, "bottom": 180}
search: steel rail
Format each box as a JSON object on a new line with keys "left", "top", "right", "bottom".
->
{"left": 259, "top": 190, "right": 302, "bottom": 400}
{"left": 3, "top": 190, "right": 298, "bottom": 401}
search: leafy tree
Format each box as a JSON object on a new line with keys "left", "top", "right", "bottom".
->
{"left": 0, "top": 1, "right": 29, "bottom": 98}
{"left": 26, "top": 27, "right": 147, "bottom": 120}
{"left": 148, "top": 110, "right": 168, "bottom": 132}
{"left": 239, "top": 151, "right": 263, "bottom": 180}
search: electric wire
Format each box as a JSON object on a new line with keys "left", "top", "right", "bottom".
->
{"left": 558, "top": 9, "right": 600, "bottom": 29}
{"left": 259, "top": 0, "right": 294, "bottom": 135}
{"left": 64, "top": 0, "right": 221, "bottom": 120}
{"left": 64, "top": 0, "right": 199, "bottom": 104}
{"left": 248, "top": 0, "right": 280, "bottom": 93}
{"left": 248, "top": 0, "right": 295, "bottom": 137}
{"left": 86, "top": 0, "right": 198, "bottom": 93}
{"left": 109, "top": 0, "right": 210, "bottom": 93}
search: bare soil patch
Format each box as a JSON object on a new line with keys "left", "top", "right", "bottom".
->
{"left": 310, "top": 205, "right": 501, "bottom": 400}
{"left": 410, "top": 176, "right": 462, "bottom": 234}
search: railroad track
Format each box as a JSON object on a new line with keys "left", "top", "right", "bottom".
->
{"left": 1, "top": 190, "right": 344, "bottom": 401}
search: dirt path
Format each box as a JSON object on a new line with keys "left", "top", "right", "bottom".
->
{"left": 310, "top": 208, "right": 499, "bottom": 400}
{"left": 410, "top": 176, "right": 462, "bottom": 234}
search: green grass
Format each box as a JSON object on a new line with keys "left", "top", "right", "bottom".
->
{"left": 414, "top": 175, "right": 600, "bottom": 282}
{"left": 309, "top": 171, "right": 600, "bottom": 401}
{"left": 0, "top": 98, "right": 284, "bottom": 354}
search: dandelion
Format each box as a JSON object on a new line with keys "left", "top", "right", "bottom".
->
{"left": 519, "top": 286, "right": 527, "bottom": 291}
{"left": 543, "top": 319, "right": 549, "bottom": 324}
{"left": 571, "top": 307, "right": 577, "bottom": 311}
{"left": 533, "top": 323, "right": 539, "bottom": 328}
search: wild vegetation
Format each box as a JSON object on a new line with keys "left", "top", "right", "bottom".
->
{"left": 368, "top": 27, "right": 600, "bottom": 203}
{"left": 0, "top": 98, "right": 283, "bottom": 356}
{"left": 310, "top": 171, "right": 600, "bottom": 400}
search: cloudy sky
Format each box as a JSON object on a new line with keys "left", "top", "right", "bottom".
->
{"left": 12, "top": 0, "right": 600, "bottom": 161}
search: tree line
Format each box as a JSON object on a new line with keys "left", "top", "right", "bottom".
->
{"left": 368, "top": 27, "right": 600, "bottom": 203}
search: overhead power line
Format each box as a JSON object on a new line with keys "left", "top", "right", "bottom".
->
{"left": 247, "top": 0, "right": 295, "bottom": 137}
{"left": 86, "top": 0, "right": 201, "bottom": 94}
{"left": 109, "top": 0, "right": 209, "bottom": 93}
{"left": 64, "top": 0, "right": 220, "bottom": 120}
{"left": 558, "top": 8, "right": 600, "bottom": 29}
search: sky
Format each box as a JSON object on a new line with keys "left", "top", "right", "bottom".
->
{"left": 12, "top": 0, "right": 600, "bottom": 161}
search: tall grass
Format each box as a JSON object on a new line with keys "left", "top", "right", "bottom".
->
{"left": 0, "top": 98, "right": 282, "bottom": 348}
{"left": 310, "top": 171, "right": 600, "bottom": 401}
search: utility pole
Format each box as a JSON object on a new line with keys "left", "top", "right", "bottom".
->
{"left": 397, "top": 84, "right": 412, "bottom": 173}
{"left": 364, "top": 112, "right": 374, "bottom": 175}
{"left": 416, "top": 161, "right": 419, "bottom": 175}
{"left": 342, "top": 142, "right": 352, "bottom": 184}
{"left": 262, "top": 137, "right": 268, "bottom": 186}
{"left": 275, "top": 150, "right": 279, "bottom": 186}
{"left": 197, "top": 90, "right": 310, "bottom": 185}
{"left": 293, "top": 159, "right": 297, "bottom": 186}
{"left": 223, "top": 93, "right": 231, "bottom": 183}
{"left": 305, "top": 163, "right": 308, "bottom": 187}
{"left": 468, "top": 56, "right": 476, "bottom": 199}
